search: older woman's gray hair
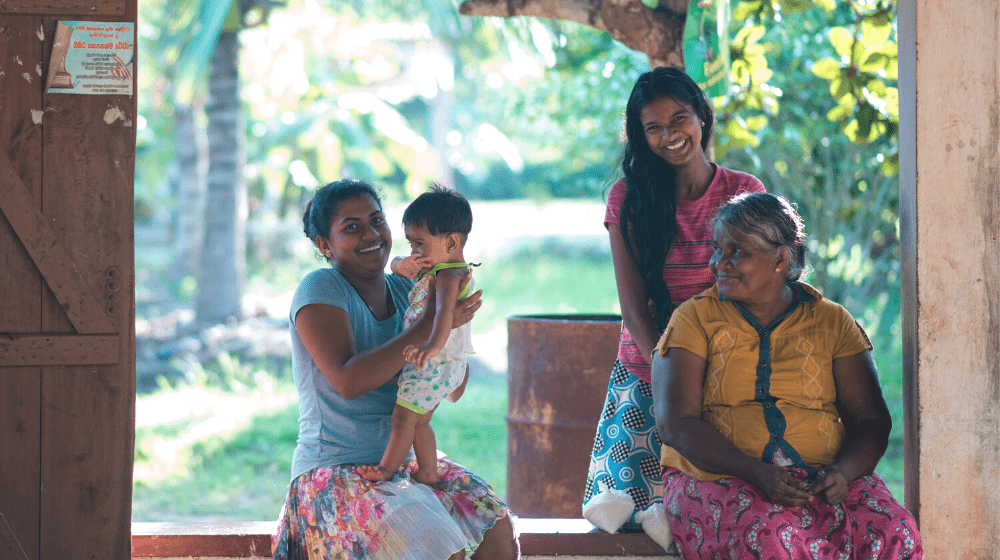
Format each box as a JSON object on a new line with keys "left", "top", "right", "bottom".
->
{"left": 713, "top": 192, "right": 808, "bottom": 281}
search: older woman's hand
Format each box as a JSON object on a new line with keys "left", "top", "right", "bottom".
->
{"left": 809, "top": 464, "right": 849, "bottom": 505}
{"left": 749, "top": 462, "right": 813, "bottom": 507}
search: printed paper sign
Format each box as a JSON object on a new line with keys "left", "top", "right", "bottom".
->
{"left": 46, "top": 21, "right": 134, "bottom": 95}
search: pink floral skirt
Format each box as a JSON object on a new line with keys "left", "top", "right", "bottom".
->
{"left": 272, "top": 455, "right": 508, "bottom": 559}
{"left": 662, "top": 465, "right": 922, "bottom": 559}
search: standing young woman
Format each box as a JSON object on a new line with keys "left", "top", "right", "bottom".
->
{"left": 583, "top": 67, "right": 765, "bottom": 532}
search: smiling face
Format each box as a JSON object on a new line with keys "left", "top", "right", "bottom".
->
{"left": 403, "top": 221, "right": 456, "bottom": 268}
{"left": 316, "top": 194, "right": 391, "bottom": 279}
{"left": 709, "top": 221, "right": 788, "bottom": 304}
{"left": 640, "top": 95, "right": 706, "bottom": 169}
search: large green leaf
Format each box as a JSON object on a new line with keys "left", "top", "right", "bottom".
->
{"left": 811, "top": 57, "right": 841, "bottom": 80}
{"left": 828, "top": 26, "right": 854, "bottom": 59}
{"left": 173, "top": 0, "right": 239, "bottom": 105}
{"left": 860, "top": 17, "right": 893, "bottom": 50}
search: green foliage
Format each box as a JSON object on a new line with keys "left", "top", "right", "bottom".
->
{"left": 721, "top": 5, "right": 899, "bottom": 320}
{"left": 813, "top": 7, "right": 898, "bottom": 151}
{"left": 477, "top": 22, "right": 647, "bottom": 198}
{"left": 172, "top": 0, "right": 238, "bottom": 104}
{"left": 726, "top": 0, "right": 897, "bottom": 171}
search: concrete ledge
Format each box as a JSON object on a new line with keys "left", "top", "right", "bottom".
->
{"left": 132, "top": 518, "right": 679, "bottom": 558}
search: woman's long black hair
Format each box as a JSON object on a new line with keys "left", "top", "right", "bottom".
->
{"left": 619, "top": 66, "right": 714, "bottom": 329}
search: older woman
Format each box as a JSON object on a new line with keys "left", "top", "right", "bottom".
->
{"left": 652, "top": 193, "right": 922, "bottom": 558}
{"left": 271, "top": 179, "right": 518, "bottom": 560}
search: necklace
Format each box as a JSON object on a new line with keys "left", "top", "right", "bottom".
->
{"left": 363, "top": 283, "right": 393, "bottom": 321}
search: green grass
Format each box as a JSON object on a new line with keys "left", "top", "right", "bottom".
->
{"left": 132, "top": 404, "right": 298, "bottom": 521}
{"left": 472, "top": 245, "right": 619, "bottom": 332}
{"left": 132, "top": 374, "right": 508, "bottom": 521}
{"left": 432, "top": 374, "right": 508, "bottom": 498}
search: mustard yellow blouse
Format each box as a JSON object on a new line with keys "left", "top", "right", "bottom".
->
{"left": 654, "top": 282, "right": 873, "bottom": 481}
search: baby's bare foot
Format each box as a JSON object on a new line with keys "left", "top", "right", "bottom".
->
{"left": 358, "top": 464, "right": 392, "bottom": 482}
{"left": 412, "top": 467, "right": 440, "bottom": 485}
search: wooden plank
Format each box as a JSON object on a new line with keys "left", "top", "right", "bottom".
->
{"left": 130, "top": 520, "right": 680, "bottom": 558}
{"left": 38, "top": 4, "right": 136, "bottom": 559}
{"left": 0, "top": 334, "right": 119, "bottom": 366}
{"left": 0, "top": 13, "right": 44, "bottom": 560}
{"left": 0, "top": 371, "right": 40, "bottom": 560}
{"left": 0, "top": 150, "right": 116, "bottom": 334}
{"left": 0, "top": 0, "right": 124, "bottom": 16}
{"left": 132, "top": 522, "right": 275, "bottom": 558}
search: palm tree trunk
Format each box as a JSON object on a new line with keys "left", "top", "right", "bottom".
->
{"left": 173, "top": 103, "right": 207, "bottom": 278}
{"left": 196, "top": 30, "right": 245, "bottom": 324}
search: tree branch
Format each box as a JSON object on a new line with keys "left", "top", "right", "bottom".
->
{"left": 458, "top": 0, "right": 686, "bottom": 69}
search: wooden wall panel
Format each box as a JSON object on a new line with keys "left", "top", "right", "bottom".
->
{"left": 37, "top": 8, "right": 136, "bottom": 556}
{"left": 0, "top": 14, "right": 44, "bottom": 560}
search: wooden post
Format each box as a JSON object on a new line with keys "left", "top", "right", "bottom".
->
{"left": 0, "top": 2, "right": 137, "bottom": 559}
{"left": 899, "top": 0, "right": 1000, "bottom": 556}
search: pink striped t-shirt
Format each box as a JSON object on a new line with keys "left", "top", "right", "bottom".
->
{"left": 605, "top": 165, "right": 765, "bottom": 383}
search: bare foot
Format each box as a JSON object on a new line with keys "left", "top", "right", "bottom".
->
{"left": 358, "top": 464, "right": 393, "bottom": 482}
{"left": 412, "top": 467, "right": 440, "bottom": 485}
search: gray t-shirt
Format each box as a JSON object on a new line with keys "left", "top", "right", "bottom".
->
{"left": 288, "top": 266, "right": 415, "bottom": 479}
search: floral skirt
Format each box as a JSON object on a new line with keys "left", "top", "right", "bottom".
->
{"left": 583, "top": 360, "right": 664, "bottom": 528}
{"left": 662, "top": 463, "right": 923, "bottom": 559}
{"left": 272, "top": 454, "right": 509, "bottom": 560}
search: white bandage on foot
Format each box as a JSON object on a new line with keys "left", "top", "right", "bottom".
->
{"left": 634, "top": 503, "right": 674, "bottom": 551}
{"left": 582, "top": 478, "right": 635, "bottom": 533}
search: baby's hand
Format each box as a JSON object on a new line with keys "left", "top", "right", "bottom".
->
{"left": 391, "top": 255, "right": 431, "bottom": 279}
{"left": 404, "top": 343, "right": 440, "bottom": 369}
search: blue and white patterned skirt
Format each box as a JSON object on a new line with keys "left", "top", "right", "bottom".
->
{"left": 583, "top": 360, "right": 664, "bottom": 528}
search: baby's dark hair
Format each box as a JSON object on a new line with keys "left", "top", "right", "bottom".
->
{"left": 402, "top": 183, "right": 473, "bottom": 236}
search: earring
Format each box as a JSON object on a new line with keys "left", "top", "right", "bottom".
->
{"left": 775, "top": 267, "right": 781, "bottom": 273}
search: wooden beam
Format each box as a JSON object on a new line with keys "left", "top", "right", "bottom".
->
{"left": 0, "top": 334, "right": 119, "bottom": 366}
{"left": 0, "top": 151, "right": 115, "bottom": 334}
{"left": 0, "top": 0, "right": 124, "bottom": 15}
{"left": 131, "top": 519, "right": 678, "bottom": 558}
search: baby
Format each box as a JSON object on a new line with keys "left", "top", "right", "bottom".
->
{"left": 359, "top": 184, "right": 476, "bottom": 485}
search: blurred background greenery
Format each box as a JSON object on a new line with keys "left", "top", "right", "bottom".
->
{"left": 132, "top": 0, "right": 902, "bottom": 521}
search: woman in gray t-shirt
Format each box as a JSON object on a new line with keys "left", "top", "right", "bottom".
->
{"left": 271, "top": 179, "right": 517, "bottom": 560}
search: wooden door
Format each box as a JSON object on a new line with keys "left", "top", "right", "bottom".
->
{"left": 0, "top": 1, "right": 137, "bottom": 559}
